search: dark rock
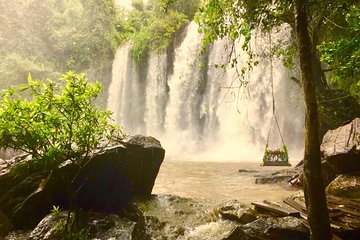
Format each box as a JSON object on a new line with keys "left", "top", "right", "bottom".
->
{"left": 28, "top": 211, "right": 136, "bottom": 240}
{"left": 0, "top": 210, "right": 14, "bottom": 237}
{"left": 75, "top": 135, "right": 165, "bottom": 212}
{"left": 216, "top": 200, "right": 258, "bottom": 224}
{"left": 0, "top": 135, "right": 165, "bottom": 229}
{"left": 11, "top": 162, "right": 77, "bottom": 228}
{"left": 326, "top": 174, "right": 360, "bottom": 198}
{"left": 28, "top": 212, "right": 67, "bottom": 240}
{"left": 321, "top": 118, "right": 360, "bottom": 173}
{"left": 222, "top": 227, "right": 261, "bottom": 240}
{"left": 223, "top": 216, "right": 309, "bottom": 240}
{"left": 255, "top": 167, "right": 301, "bottom": 184}
{"left": 242, "top": 216, "right": 309, "bottom": 240}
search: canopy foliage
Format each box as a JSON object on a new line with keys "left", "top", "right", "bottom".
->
{"left": 118, "top": 0, "right": 200, "bottom": 60}
{"left": 0, "top": 0, "right": 120, "bottom": 87}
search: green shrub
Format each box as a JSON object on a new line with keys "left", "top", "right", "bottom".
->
{"left": 0, "top": 72, "right": 122, "bottom": 174}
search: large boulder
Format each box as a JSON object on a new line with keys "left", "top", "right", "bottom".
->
{"left": 74, "top": 135, "right": 165, "bottom": 212}
{"left": 0, "top": 210, "right": 13, "bottom": 237}
{"left": 321, "top": 118, "right": 360, "bottom": 173}
{"left": 326, "top": 174, "right": 360, "bottom": 199}
{"left": 0, "top": 135, "right": 165, "bottom": 229}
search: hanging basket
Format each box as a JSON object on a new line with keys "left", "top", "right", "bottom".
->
{"left": 262, "top": 144, "right": 291, "bottom": 166}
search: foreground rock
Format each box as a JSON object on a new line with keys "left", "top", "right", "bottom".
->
{"left": 0, "top": 210, "right": 13, "bottom": 237}
{"left": 0, "top": 135, "right": 165, "bottom": 229}
{"left": 326, "top": 174, "right": 360, "bottom": 199}
{"left": 214, "top": 200, "right": 258, "bottom": 224}
{"left": 321, "top": 118, "right": 360, "bottom": 173}
{"left": 225, "top": 216, "right": 308, "bottom": 240}
{"left": 7, "top": 195, "right": 312, "bottom": 240}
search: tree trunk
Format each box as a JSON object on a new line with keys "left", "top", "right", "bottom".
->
{"left": 295, "top": 0, "right": 332, "bottom": 240}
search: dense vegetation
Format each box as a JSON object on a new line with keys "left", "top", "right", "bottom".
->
{"left": 0, "top": 72, "right": 120, "bottom": 174}
{"left": 318, "top": 6, "right": 360, "bottom": 99}
{"left": 118, "top": 0, "right": 200, "bottom": 60}
{"left": 0, "top": 0, "right": 120, "bottom": 91}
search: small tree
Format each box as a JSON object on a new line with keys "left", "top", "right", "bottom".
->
{"left": 0, "top": 71, "right": 121, "bottom": 173}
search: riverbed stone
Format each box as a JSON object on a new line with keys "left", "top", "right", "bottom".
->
{"left": 217, "top": 200, "right": 258, "bottom": 224}
{"left": 242, "top": 216, "right": 309, "bottom": 240}
{"left": 28, "top": 211, "right": 137, "bottom": 240}
{"left": 28, "top": 212, "right": 67, "bottom": 240}
{"left": 321, "top": 118, "right": 360, "bottom": 173}
{"left": 255, "top": 167, "right": 301, "bottom": 184}
{"left": 326, "top": 174, "right": 360, "bottom": 198}
{"left": 223, "top": 227, "right": 261, "bottom": 240}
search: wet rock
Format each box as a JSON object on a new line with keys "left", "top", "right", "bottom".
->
{"left": 223, "top": 227, "right": 261, "bottom": 240}
{"left": 27, "top": 211, "right": 136, "bottom": 240}
{"left": 255, "top": 167, "right": 301, "bottom": 184}
{"left": 86, "top": 212, "right": 136, "bottom": 240}
{"left": 10, "top": 162, "right": 77, "bottom": 228}
{"left": 0, "top": 135, "right": 165, "bottom": 229}
{"left": 326, "top": 174, "right": 360, "bottom": 198}
{"left": 0, "top": 210, "right": 13, "bottom": 237}
{"left": 186, "top": 221, "right": 237, "bottom": 240}
{"left": 28, "top": 212, "right": 67, "bottom": 240}
{"left": 242, "top": 216, "right": 309, "bottom": 240}
{"left": 133, "top": 195, "right": 207, "bottom": 239}
{"left": 75, "top": 135, "right": 165, "bottom": 213}
{"left": 133, "top": 215, "right": 167, "bottom": 240}
{"left": 216, "top": 200, "right": 258, "bottom": 224}
{"left": 321, "top": 118, "right": 360, "bottom": 173}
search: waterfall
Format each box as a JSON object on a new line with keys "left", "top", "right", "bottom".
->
{"left": 107, "top": 22, "right": 304, "bottom": 162}
{"left": 107, "top": 43, "right": 145, "bottom": 133}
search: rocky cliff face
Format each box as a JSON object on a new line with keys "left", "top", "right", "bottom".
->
{"left": 0, "top": 135, "right": 165, "bottom": 231}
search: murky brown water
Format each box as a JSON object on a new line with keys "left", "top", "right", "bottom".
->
{"left": 153, "top": 161, "right": 299, "bottom": 204}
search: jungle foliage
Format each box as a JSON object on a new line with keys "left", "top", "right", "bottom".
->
{"left": 0, "top": 0, "right": 120, "bottom": 88}
{"left": 0, "top": 72, "right": 121, "bottom": 175}
{"left": 118, "top": 0, "right": 200, "bottom": 61}
{"left": 318, "top": 6, "right": 360, "bottom": 100}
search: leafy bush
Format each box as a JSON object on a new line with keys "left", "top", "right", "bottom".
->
{"left": 318, "top": 6, "right": 360, "bottom": 99}
{"left": 0, "top": 72, "right": 122, "bottom": 173}
{"left": 118, "top": 0, "right": 201, "bottom": 61}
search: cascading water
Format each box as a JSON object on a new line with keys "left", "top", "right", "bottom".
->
{"left": 107, "top": 21, "right": 304, "bottom": 162}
